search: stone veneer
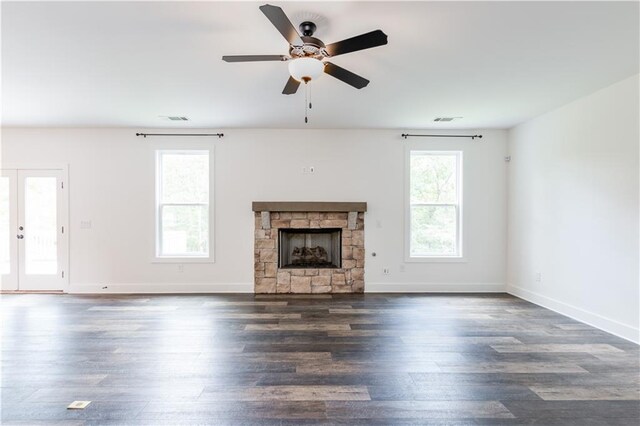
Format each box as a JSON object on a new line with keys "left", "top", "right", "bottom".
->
{"left": 254, "top": 211, "right": 365, "bottom": 293}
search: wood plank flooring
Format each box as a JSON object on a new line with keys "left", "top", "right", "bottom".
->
{"left": 1, "top": 293, "right": 638, "bottom": 425}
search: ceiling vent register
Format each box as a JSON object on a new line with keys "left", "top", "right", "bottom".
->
{"left": 433, "top": 117, "right": 462, "bottom": 122}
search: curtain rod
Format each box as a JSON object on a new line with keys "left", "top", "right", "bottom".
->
{"left": 136, "top": 133, "right": 224, "bottom": 138}
{"left": 401, "top": 133, "right": 482, "bottom": 140}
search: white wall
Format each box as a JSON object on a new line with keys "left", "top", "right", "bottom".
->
{"left": 1, "top": 128, "right": 507, "bottom": 293}
{"left": 507, "top": 74, "right": 640, "bottom": 342}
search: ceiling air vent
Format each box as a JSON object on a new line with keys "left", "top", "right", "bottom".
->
{"left": 433, "top": 117, "right": 462, "bottom": 122}
{"left": 168, "top": 116, "right": 189, "bottom": 121}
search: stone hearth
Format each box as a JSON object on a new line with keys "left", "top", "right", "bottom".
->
{"left": 253, "top": 202, "right": 366, "bottom": 294}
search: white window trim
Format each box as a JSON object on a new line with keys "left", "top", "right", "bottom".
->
{"left": 153, "top": 149, "right": 214, "bottom": 263}
{"left": 404, "top": 148, "right": 465, "bottom": 263}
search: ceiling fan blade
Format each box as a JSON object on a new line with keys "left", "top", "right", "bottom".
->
{"left": 324, "top": 62, "right": 370, "bottom": 89}
{"left": 282, "top": 76, "right": 301, "bottom": 95}
{"left": 259, "top": 4, "right": 303, "bottom": 46}
{"left": 222, "top": 55, "right": 288, "bottom": 62}
{"left": 325, "top": 30, "right": 388, "bottom": 57}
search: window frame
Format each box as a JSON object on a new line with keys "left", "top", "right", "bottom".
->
{"left": 154, "top": 149, "right": 214, "bottom": 263}
{"left": 405, "top": 149, "right": 464, "bottom": 262}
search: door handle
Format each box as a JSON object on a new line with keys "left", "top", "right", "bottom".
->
{"left": 17, "top": 235, "right": 24, "bottom": 239}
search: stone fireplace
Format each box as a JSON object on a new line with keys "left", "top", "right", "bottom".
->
{"left": 253, "top": 202, "right": 366, "bottom": 293}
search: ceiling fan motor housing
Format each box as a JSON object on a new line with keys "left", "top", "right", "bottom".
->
{"left": 290, "top": 34, "right": 328, "bottom": 59}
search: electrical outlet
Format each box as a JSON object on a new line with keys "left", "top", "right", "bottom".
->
{"left": 80, "top": 220, "right": 92, "bottom": 229}
{"left": 399, "top": 265, "right": 405, "bottom": 273}
{"left": 178, "top": 264, "right": 184, "bottom": 273}
{"left": 383, "top": 267, "right": 390, "bottom": 275}
{"left": 535, "top": 272, "right": 542, "bottom": 282}
{"left": 302, "top": 167, "right": 308, "bottom": 174}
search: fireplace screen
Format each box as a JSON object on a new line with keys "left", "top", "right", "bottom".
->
{"left": 279, "top": 228, "right": 342, "bottom": 269}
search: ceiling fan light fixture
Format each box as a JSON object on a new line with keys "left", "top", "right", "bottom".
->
{"left": 288, "top": 57, "right": 324, "bottom": 83}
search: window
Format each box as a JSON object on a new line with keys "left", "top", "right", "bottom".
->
{"left": 155, "top": 150, "right": 211, "bottom": 260}
{"left": 407, "top": 150, "right": 462, "bottom": 259}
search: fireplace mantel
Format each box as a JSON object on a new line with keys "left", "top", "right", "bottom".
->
{"left": 252, "top": 201, "right": 367, "bottom": 213}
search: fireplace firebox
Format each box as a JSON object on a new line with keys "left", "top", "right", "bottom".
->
{"left": 279, "top": 228, "right": 341, "bottom": 269}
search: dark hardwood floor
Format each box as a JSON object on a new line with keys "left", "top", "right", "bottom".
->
{"left": 1, "top": 293, "right": 638, "bottom": 425}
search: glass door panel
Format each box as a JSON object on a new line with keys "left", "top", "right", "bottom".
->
{"left": 24, "top": 177, "right": 58, "bottom": 275}
{"left": 1, "top": 177, "right": 11, "bottom": 274}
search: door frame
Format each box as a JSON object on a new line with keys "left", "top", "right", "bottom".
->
{"left": 1, "top": 164, "right": 69, "bottom": 292}
{"left": 1, "top": 170, "right": 18, "bottom": 290}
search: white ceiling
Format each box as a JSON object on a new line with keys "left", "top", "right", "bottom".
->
{"left": 2, "top": 1, "right": 638, "bottom": 129}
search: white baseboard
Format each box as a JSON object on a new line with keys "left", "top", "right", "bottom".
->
{"left": 508, "top": 284, "right": 639, "bottom": 344}
{"left": 366, "top": 282, "right": 506, "bottom": 293}
{"left": 69, "top": 283, "right": 254, "bottom": 294}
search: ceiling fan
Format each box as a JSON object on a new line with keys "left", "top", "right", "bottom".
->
{"left": 222, "top": 4, "right": 388, "bottom": 94}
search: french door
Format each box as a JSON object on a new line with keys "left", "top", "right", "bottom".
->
{"left": 1, "top": 168, "right": 68, "bottom": 291}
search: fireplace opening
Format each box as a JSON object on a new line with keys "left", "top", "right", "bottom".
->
{"left": 279, "top": 228, "right": 342, "bottom": 269}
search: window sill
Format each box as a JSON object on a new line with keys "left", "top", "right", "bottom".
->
{"left": 152, "top": 257, "right": 214, "bottom": 264}
{"left": 405, "top": 256, "right": 467, "bottom": 263}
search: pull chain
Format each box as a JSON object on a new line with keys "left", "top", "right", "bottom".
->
{"left": 304, "top": 82, "right": 308, "bottom": 123}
